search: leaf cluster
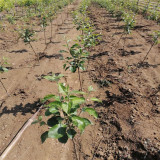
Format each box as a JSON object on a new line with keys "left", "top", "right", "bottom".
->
{"left": 33, "top": 83, "right": 100, "bottom": 143}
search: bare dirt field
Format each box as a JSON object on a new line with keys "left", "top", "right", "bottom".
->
{"left": 0, "top": 1, "right": 160, "bottom": 160}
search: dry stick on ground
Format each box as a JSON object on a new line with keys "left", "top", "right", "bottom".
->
{"left": 0, "top": 106, "right": 42, "bottom": 160}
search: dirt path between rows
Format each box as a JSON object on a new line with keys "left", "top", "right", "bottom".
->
{"left": 82, "top": 3, "right": 160, "bottom": 160}
{"left": 0, "top": 1, "right": 88, "bottom": 159}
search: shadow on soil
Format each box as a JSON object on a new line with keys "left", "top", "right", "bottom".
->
{"left": 136, "top": 62, "right": 160, "bottom": 69}
{"left": 89, "top": 51, "right": 109, "bottom": 59}
{"left": 10, "top": 49, "right": 28, "bottom": 54}
{"left": 0, "top": 100, "right": 40, "bottom": 117}
{"left": 95, "top": 88, "right": 136, "bottom": 108}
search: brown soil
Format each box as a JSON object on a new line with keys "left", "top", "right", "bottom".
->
{"left": 0, "top": 1, "right": 160, "bottom": 160}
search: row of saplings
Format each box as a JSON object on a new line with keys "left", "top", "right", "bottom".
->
{"left": 31, "top": 1, "right": 101, "bottom": 159}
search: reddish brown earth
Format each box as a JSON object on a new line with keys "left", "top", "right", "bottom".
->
{"left": 0, "top": 1, "right": 160, "bottom": 160}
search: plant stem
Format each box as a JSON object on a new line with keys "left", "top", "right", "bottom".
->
{"left": 50, "top": 20, "right": 53, "bottom": 42}
{"left": 141, "top": 42, "right": 155, "bottom": 63}
{"left": 78, "top": 67, "right": 82, "bottom": 91}
{"left": 29, "top": 42, "right": 39, "bottom": 62}
{"left": 0, "top": 79, "right": 9, "bottom": 96}
{"left": 43, "top": 28, "right": 47, "bottom": 45}
{"left": 123, "top": 34, "right": 127, "bottom": 52}
{"left": 113, "top": 33, "right": 124, "bottom": 54}
{"left": 61, "top": 12, "right": 63, "bottom": 25}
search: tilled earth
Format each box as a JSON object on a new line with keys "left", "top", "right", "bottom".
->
{"left": 0, "top": 1, "right": 160, "bottom": 160}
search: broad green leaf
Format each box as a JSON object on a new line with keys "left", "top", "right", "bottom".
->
{"left": 47, "top": 101, "right": 62, "bottom": 108}
{"left": 47, "top": 116, "right": 60, "bottom": 127}
{"left": 83, "top": 108, "right": 98, "bottom": 118}
{"left": 44, "top": 75, "right": 55, "bottom": 81}
{"left": 45, "top": 109, "right": 52, "bottom": 116}
{"left": 71, "top": 116, "right": 90, "bottom": 133}
{"left": 70, "top": 66, "right": 77, "bottom": 73}
{"left": 71, "top": 97, "right": 85, "bottom": 106}
{"left": 41, "top": 94, "right": 55, "bottom": 103}
{"left": 0, "top": 66, "right": 8, "bottom": 73}
{"left": 58, "top": 134, "right": 68, "bottom": 143}
{"left": 62, "top": 103, "right": 68, "bottom": 114}
{"left": 49, "top": 106, "right": 59, "bottom": 114}
{"left": 58, "top": 83, "right": 67, "bottom": 95}
{"left": 70, "top": 90, "right": 86, "bottom": 95}
{"left": 44, "top": 74, "right": 64, "bottom": 82}
{"left": 41, "top": 131, "right": 48, "bottom": 143}
{"left": 83, "top": 118, "right": 91, "bottom": 126}
{"left": 90, "top": 97, "right": 102, "bottom": 103}
{"left": 62, "top": 102, "right": 72, "bottom": 114}
{"left": 67, "top": 129, "right": 76, "bottom": 139}
{"left": 72, "top": 116, "right": 85, "bottom": 133}
{"left": 48, "top": 124, "right": 67, "bottom": 139}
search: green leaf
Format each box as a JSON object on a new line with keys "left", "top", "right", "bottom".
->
{"left": 90, "top": 97, "right": 102, "bottom": 103}
{"left": 49, "top": 106, "right": 59, "bottom": 114}
{"left": 83, "top": 118, "right": 92, "bottom": 126}
{"left": 58, "top": 83, "right": 67, "bottom": 95}
{"left": 44, "top": 74, "right": 64, "bottom": 82}
{"left": 0, "top": 66, "right": 8, "bottom": 73}
{"left": 71, "top": 116, "right": 91, "bottom": 133}
{"left": 47, "top": 116, "right": 61, "bottom": 127}
{"left": 31, "top": 120, "right": 39, "bottom": 125}
{"left": 40, "top": 121, "right": 46, "bottom": 126}
{"left": 47, "top": 101, "right": 62, "bottom": 108}
{"left": 70, "top": 66, "right": 77, "bottom": 73}
{"left": 48, "top": 124, "right": 67, "bottom": 139}
{"left": 62, "top": 102, "right": 68, "bottom": 114}
{"left": 83, "top": 108, "right": 98, "bottom": 118}
{"left": 70, "top": 90, "right": 86, "bottom": 95}
{"left": 88, "top": 86, "right": 94, "bottom": 92}
{"left": 59, "top": 50, "right": 68, "bottom": 53}
{"left": 41, "top": 131, "right": 48, "bottom": 143}
{"left": 38, "top": 116, "right": 42, "bottom": 121}
{"left": 45, "top": 109, "right": 52, "bottom": 116}
{"left": 71, "top": 97, "right": 85, "bottom": 106}
{"left": 63, "top": 64, "right": 66, "bottom": 69}
{"left": 67, "top": 129, "right": 76, "bottom": 139}
{"left": 62, "top": 102, "right": 72, "bottom": 114}
{"left": 41, "top": 94, "right": 55, "bottom": 103}
{"left": 58, "top": 133, "right": 68, "bottom": 143}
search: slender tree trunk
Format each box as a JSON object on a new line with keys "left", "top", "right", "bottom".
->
{"left": 50, "top": 20, "right": 53, "bottom": 42}
{"left": 113, "top": 33, "right": 124, "bottom": 54}
{"left": 29, "top": 42, "right": 39, "bottom": 62}
{"left": 141, "top": 42, "right": 155, "bottom": 63}
{"left": 78, "top": 67, "right": 82, "bottom": 91}
{"left": 43, "top": 28, "right": 47, "bottom": 45}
